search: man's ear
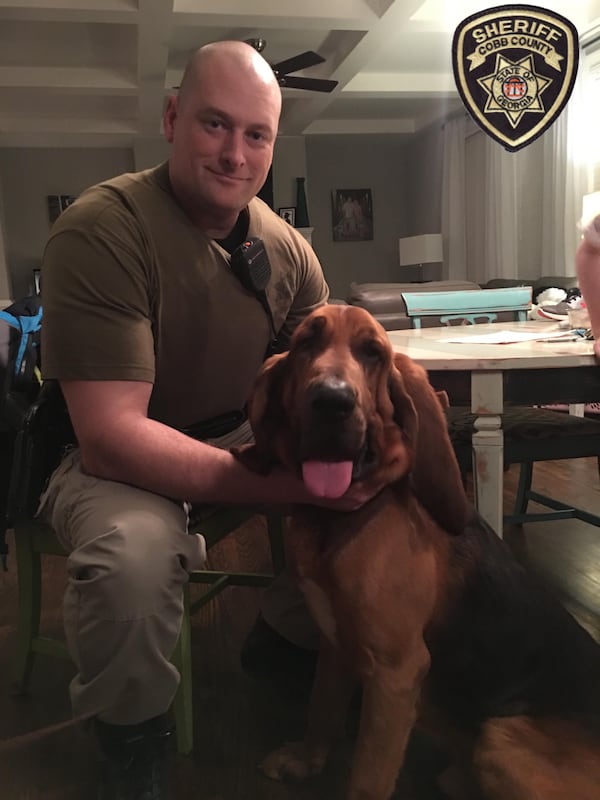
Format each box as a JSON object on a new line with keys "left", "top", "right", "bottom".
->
{"left": 163, "top": 95, "right": 178, "bottom": 143}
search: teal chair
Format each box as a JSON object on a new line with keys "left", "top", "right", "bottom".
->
{"left": 401, "top": 285, "right": 532, "bottom": 328}
{"left": 401, "top": 287, "right": 600, "bottom": 528}
{"left": 7, "top": 383, "right": 285, "bottom": 755}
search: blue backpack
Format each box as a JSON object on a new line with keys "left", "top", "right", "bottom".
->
{"left": 0, "top": 295, "right": 43, "bottom": 415}
{"left": 0, "top": 295, "right": 43, "bottom": 569}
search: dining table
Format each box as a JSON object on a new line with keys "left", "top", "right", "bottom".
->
{"left": 386, "top": 320, "right": 600, "bottom": 535}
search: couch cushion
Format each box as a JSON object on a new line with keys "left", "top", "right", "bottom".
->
{"left": 347, "top": 280, "right": 481, "bottom": 315}
{"left": 483, "top": 276, "right": 578, "bottom": 292}
{"left": 482, "top": 278, "right": 531, "bottom": 289}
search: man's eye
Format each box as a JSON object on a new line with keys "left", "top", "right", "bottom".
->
{"left": 249, "top": 131, "right": 265, "bottom": 142}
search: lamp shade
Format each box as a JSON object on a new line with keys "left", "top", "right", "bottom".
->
{"left": 399, "top": 233, "right": 443, "bottom": 267}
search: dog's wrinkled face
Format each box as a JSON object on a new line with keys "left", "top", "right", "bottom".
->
{"left": 238, "top": 304, "right": 469, "bottom": 533}
{"left": 244, "top": 305, "right": 418, "bottom": 499}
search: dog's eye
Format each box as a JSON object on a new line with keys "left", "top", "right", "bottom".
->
{"left": 295, "top": 331, "right": 318, "bottom": 351}
{"left": 294, "top": 316, "right": 329, "bottom": 353}
{"left": 355, "top": 339, "right": 384, "bottom": 362}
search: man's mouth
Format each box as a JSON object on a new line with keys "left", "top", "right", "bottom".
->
{"left": 207, "top": 168, "right": 246, "bottom": 183}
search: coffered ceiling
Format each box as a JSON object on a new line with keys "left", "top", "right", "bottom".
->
{"left": 1, "top": 0, "right": 600, "bottom": 148}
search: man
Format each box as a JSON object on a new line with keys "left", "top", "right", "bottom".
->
{"left": 39, "top": 41, "right": 382, "bottom": 799}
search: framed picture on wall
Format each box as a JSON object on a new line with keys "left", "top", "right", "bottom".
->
{"left": 278, "top": 207, "right": 296, "bottom": 226}
{"left": 331, "top": 188, "right": 373, "bottom": 242}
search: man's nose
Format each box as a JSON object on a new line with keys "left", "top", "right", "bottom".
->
{"left": 220, "top": 130, "right": 246, "bottom": 168}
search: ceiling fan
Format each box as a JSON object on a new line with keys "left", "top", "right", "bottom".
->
{"left": 245, "top": 38, "right": 338, "bottom": 93}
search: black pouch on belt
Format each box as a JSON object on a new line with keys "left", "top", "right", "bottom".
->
{"left": 182, "top": 410, "right": 247, "bottom": 440}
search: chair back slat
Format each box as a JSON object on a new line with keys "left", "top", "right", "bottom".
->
{"left": 401, "top": 286, "right": 533, "bottom": 328}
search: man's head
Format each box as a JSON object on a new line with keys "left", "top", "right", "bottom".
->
{"left": 163, "top": 41, "right": 282, "bottom": 235}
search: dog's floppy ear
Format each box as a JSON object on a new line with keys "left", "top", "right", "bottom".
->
{"left": 383, "top": 360, "right": 419, "bottom": 459}
{"left": 435, "top": 389, "right": 450, "bottom": 410}
{"left": 390, "top": 353, "right": 468, "bottom": 535}
{"left": 232, "top": 352, "right": 289, "bottom": 474}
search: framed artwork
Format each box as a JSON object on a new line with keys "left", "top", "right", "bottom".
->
{"left": 278, "top": 206, "right": 296, "bottom": 226}
{"left": 331, "top": 188, "right": 373, "bottom": 242}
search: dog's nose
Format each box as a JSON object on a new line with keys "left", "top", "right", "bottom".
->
{"left": 309, "top": 378, "right": 356, "bottom": 417}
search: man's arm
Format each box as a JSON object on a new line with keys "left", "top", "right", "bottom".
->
{"left": 62, "top": 379, "right": 382, "bottom": 510}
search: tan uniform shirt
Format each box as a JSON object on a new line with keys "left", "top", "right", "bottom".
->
{"left": 41, "top": 162, "right": 328, "bottom": 429}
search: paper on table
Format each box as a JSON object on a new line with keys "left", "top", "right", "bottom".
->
{"left": 443, "top": 329, "right": 578, "bottom": 344}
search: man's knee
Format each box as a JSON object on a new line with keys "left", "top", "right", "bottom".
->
{"left": 67, "top": 509, "right": 198, "bottom": 622}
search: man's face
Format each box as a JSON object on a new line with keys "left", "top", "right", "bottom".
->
{"left": 164, "top": 59, "right": 280, "bottom": 220}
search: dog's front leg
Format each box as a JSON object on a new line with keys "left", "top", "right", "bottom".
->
{"left": 261, "top": 638, "right": 357, "bottom": 782}
{"left": 347, "top": 638, "right": 430, "bottom": 800}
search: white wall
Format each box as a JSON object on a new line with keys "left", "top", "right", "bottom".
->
{"left": 0, "top": 131, "right": 447, "bottom": 301}
{"left": 305, "top": 134, "right": 411, "bottom": 298}
{"left": 272, "top": 136, "right": 306, "bottom": 211}
{"left": 0, "top": 148, "right": 134, "bottom": 297}
{"left": 0, "top": 188, "right": 11, "bottom": 303}
{"left": 404, "top": 124, "right": 444, "bottom": 234}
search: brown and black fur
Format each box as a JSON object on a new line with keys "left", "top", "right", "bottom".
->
{"left": 234, "top": 304, "right": 600, "bottom": 800}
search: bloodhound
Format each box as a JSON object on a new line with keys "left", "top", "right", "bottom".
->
{"left": 235, "top": 304, "right": 600, "bottom": 800}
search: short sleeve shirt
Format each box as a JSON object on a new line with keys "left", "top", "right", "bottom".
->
{"left": 41, "top": 162, "right": 329, "bottom": 429}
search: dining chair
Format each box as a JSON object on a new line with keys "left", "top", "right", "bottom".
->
{"left": 6, "top": 382, "right": 285, "bottom": 756}
{"left": 401, "top": 287, "right": 600, "bottom": 528}
{"left": 401, "top": 285, "right": 532, "bottom": 328}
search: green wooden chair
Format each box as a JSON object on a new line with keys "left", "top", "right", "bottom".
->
{"left": 401, "top": 287, "right": 600, "bottom": 528}
{"left": 7, "top": 383, "right": 285, "bottom": 756}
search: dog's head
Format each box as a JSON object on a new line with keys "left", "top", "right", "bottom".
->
{"left": 236, "top": 304, "right": 468, "bottom": 534}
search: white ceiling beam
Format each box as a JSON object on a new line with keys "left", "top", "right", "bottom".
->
{"left": 344, "top": 71, "right": 456, "bottom": 93}
{"left": 279, "top": 0, "right": 427, "bottom": 134}
{"left": 0, "top": 116, "right": 136, "bottom": 133}
{"left": 172, "top": 13, "right": 373, "bottom": 31}
{"left": 173, "top": 0, "right": 374, "bottom": 26}
{"left": 0, "top": 66, "right": 136, "bottom": 92}
{"left": 0, "top": 0, "right": 137, "bottom": 23}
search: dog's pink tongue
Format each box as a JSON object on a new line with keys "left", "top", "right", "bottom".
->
{"left": 302, "top": 461, "right": 353, "bottom": 499}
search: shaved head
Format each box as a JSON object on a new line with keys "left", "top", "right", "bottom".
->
{"left": 178, "top": 40, "right": 281, "bottom": 113}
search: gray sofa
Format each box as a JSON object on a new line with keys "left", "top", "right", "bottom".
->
{"left": 346, "top": 276, "right": 579, "bottom": 330}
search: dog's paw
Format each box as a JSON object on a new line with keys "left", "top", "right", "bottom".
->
{"left": 260, "top": 742, "right": 325, "bottom": 782}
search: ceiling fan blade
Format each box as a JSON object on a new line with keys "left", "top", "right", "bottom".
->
{"left": 279, "top": 75, "right": 338, "bottom": 93}
{"left": 271, "top": 50, "right": 324, "bottom": 76}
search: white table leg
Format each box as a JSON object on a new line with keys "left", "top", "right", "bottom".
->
{"left": 470, "top": 372, "right": 504, "bottom": 537}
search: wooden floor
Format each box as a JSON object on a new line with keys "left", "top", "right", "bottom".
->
{"left": 1, "top": 459, "right": 599, "bottom": 799}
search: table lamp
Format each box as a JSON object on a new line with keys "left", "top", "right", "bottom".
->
{"left": 398, "top": 233, "right": 443, "bottom": 282}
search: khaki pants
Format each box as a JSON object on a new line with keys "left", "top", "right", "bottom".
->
{"left": 38, "top": 433, "right": 317, "bottom": 725}
{"left": 38, "top": 449, "right": 206, "bottom": 725}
